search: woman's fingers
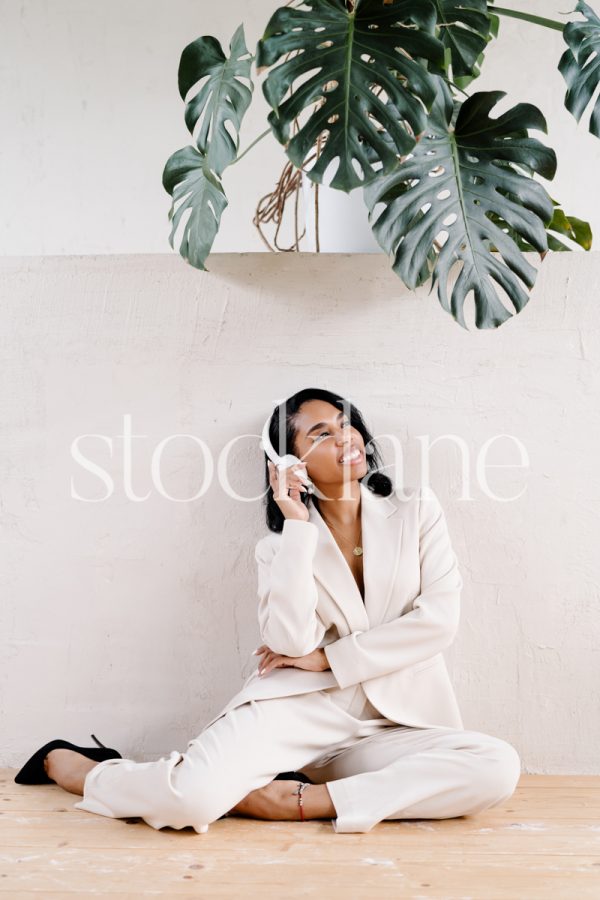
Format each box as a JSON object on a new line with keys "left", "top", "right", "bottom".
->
{"left": 259, "top": 651, "right": 276, "bottom": 675}
{"left": 254, "top": 644, "right": 325, "bottom": 676}
{"left": 256, "top": 648, "right": 291, "bottom": 676}
{"left": 253, "top": 644, "right": 272, "bottom": 672}
{"left": 267, "top": 460, "right": 308, "bottom": 495}
{"left": 254, "top": 647, "right": 269, "bottom": 668}
{"left": 267, "top": 460, "right": 311, "bottom": 522}
{"left": 268, "top": 462, "right": 307, "bottom": 495}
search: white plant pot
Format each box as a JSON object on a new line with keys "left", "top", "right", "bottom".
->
{"left": 301, "top": 171, "right": 382, "bottom": 253}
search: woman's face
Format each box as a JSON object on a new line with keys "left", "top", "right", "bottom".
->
{"left": 292, "top": 399, "right": 368, "bottom": 487}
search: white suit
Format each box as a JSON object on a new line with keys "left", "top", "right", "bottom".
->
{"left": 74, "top": 484, "right": 521, "bottom": 833}
{"left": 205, "top": 482, "right": 464, "bottom": 729}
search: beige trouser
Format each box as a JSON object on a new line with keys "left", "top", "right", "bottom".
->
{"left": 74, "top": 683, "right": 521, "bottom": 834}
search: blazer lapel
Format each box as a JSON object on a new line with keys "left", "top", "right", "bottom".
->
{"left": 308, "top": 482, "right": 404, "bottom": 631}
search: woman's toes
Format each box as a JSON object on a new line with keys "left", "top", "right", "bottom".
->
{"left": 44, "top": 748, "right": 70, "bottom": 782}
{"left": 44, "top": 749, "right": 96, "bottom": 794}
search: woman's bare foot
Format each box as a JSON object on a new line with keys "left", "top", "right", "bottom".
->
{"left": 230, "top": 779, "right": 336, "bottom": 820}
{"left": 43, "top": 749, "right": 99, "bottom": 795}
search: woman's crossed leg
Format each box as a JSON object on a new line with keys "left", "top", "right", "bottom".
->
{"left": 300, "top": 723, "right": 522, "bottom": 833}
{"left": 66, "top": 689, "right": 364, "bottom": 832}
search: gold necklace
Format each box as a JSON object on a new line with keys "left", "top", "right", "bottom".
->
{"left": 320, "top": 511, "right": 363, "bottom": 557}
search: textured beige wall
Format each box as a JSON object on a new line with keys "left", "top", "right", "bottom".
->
{"left": 1, "top": 251, "right": 598, "bottom": 771}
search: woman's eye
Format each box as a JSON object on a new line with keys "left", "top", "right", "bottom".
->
{"left": 313, "top": 420, "right": 351, "bottom": 442}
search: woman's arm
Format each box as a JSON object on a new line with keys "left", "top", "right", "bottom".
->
{"left": 255, "top": 519, "right": 327, "bottom": 658}
{"left": 322, "top": 489, "right": 463, "bottom": 690}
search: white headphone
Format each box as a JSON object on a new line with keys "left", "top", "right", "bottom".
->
{"left": 260, "top": 414, "right": 315, "bottom": 493}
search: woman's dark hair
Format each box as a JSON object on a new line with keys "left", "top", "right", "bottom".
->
{"left": 262, "top": 387, "right": 394, "bottom": 533}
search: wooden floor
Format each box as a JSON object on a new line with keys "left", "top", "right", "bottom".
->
{"left": 1, "top": 772, "right": 599, "bottom": 898}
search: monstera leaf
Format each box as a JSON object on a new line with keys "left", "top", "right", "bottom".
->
{"left": 257, "top": 0, "right": 446, "bottom": 191}
{"left": 178, "top": 24, "right": 253, "bottom": 175}
{"left": 365, "top": 80, "right": 557, "bottom": 329}
{"left": 545, "top": 204, "right": 593, "bottom": 251}
{"left": 559, "top": 1, "right": 600, "bottom": 138}
{"left": 162, "top": 146, "right": 228, "bottom": 270}
{"left": 488, "top": 198, "right": 593, "bottom": 253}
{"left": 433, "top": 0, "right": 493, "bottom": 78}
{"left": 163, "top": 25, "right": 251, "bottom": 269}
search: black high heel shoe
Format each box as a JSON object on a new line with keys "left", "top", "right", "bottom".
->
{"left": 274, "top": 771, "right": 313, "bottom": 784}
{"left": 14, "top": 733, "right": 123, "bottom": 785}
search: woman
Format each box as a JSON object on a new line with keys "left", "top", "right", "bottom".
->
{"left": 15, "top": 387, "right": 521, "bottom": 834}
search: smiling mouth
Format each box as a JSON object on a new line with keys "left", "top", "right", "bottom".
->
{"left": 339, "top": 448, "right": 363, "bottom": 465}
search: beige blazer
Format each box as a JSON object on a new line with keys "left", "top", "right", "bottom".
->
{"left": 204, "top": 482, "right": 464, "bottom": 731}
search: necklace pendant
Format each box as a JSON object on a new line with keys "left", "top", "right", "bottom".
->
{"left": 353, "top": 546, "right": 363, "bottom": 556}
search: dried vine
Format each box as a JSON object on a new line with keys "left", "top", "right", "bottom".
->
{"left": 252, "top": 7, "right": 419, "bottom": 254}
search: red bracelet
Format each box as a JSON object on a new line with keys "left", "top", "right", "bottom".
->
{"left": 292, "top": 781, "right": 309, "bottom": 821}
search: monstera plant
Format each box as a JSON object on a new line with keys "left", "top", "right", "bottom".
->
{"left": 162, "top": 0, "right": 597, "bottom": 330}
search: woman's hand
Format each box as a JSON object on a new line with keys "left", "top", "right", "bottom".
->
{"left": 254, "top": 644, "right": 330, "bottom": 677}
{"left": 267, "top": 459, "right": 310, "bottom": 522}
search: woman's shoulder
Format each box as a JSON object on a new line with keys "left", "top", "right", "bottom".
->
{"left": 383, "top": 484, "right": 422, "bottom": 510}
{"left": 388, "top": 484, "right": 443, "bottom": 506}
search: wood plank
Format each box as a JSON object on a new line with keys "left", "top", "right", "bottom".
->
{"left": 2, "top": 817, "right": 600, "bottom": 851}
{"left": 1, "top": 772, "right": 598, "bottom": 898}
{"left": 1, "top": 854, "right": 599, "bottom": 898}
